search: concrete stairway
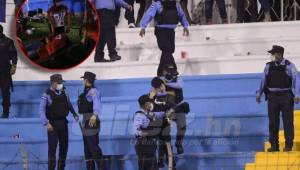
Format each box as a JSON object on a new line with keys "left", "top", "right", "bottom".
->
{"left": 245, "top": 110, "right": 300, "bottom": 170}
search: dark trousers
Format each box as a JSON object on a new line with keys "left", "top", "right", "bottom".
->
{"left": 125, "top": 0, "right": 135, "bottom": 24}
{"left": 136, "top": 0, "right": 152, "bottom": 26}
{"left": 135, "top": 137, "right": 158, "bottom": 170}
{"left": 205, "top": 0, "right": 227, "bottom": 20}
{"left": 82, "top": 114, "right": 104, "bottom": 170}
{"left": 0, "top": 72, "right": 11, "bottom": 116}
{"left": 48, "top": 119, "right": 68, "bottom": 170}
{"left": 95, "top": 9, "right": 117, "bottom": 61}
{"left": 158, "top": 118, "right": 175, "bottom": 167}
{"left": 237, "top": 0, "right": 271, "bottom": 22}
{"left": 267, "top": 92, "right": 294, "bottom": 148}
{"left": 155, "top": 27, "right": 176, "bottom": 76}
{"left": 180, "top": 0, "right": 192, "bottom": 24}
{"left": 174, "top": 112, "right": 187, "bottom": 147}
{"left": 115, "top": 7, "right": 121, "bottom": 26}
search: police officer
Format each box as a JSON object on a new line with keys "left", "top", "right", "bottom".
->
{"left": 39, "top": 74, "right": 79, "bottom": 170}
{"left": 151, "top": 77, "right": 177, "bottom": 169}
{"left": 256, "top": 45, "right": 300, "bottom": 152}
{"left": 78, "top": 71, "right": 104, "bottom": 170}
{"left": 0, "top": 24, "right": 18, "bottom": 118}
{"left": 93, "top": 0, "right": 133, "bottom": 62}
{"left": 160, "top": 64, "right": 189, "bottom": 154}
{"left": 139, "top": 0, "right": 189, "bottom": 76}
{"left": 133, "top": 94, "right": 166, "bottom": 170}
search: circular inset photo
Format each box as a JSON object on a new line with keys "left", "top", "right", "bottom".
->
{"left": 16, "top": 0, "right": 99, "bottom": 70}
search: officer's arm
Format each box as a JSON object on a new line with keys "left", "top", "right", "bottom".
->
{"left": 140, "top": 2, "right": 159, "bottom": 29}
{"left": 65, "top": 92, "right": 77, "bottom": 116}
{"left": 9, "top": 40, "right": 18, "bottom": 65}
{"left": 89, "top": 89, "right": 101, "bottom": 117}
{"left": 154, "top": 112, "right": 166, "bottom": 119}
{"left": 176, "top": 3, "right": 189, "bottom": 28}
{"left": 167, "top": 77, "right": 184, "bottom": 89}
{"left": 133, "top": 113, "right": 149, "bottom": 136}
{"left": 256, "top": 64, "right": 269, "bottom": 97}
{"left": 39, "top": 94, "right": 49, "bottom": 126}
{"left": 288, "top": 63, "right": 299, "bottom": 98}
{"left": 115, "top": 0, "right": 130, "bottom": 9}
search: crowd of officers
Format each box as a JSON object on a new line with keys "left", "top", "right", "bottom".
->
{"left": 134, "top": 65, "right": 190, "bottom": 170}
{"left": 38, "top": 72, "right": 104, "bottom": 170}
{"left": 36, "top": 65, "right": 189, "bottom": 170}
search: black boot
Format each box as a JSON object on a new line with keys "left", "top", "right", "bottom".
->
{"left": 283, "top": 144, "right": 293, "bottom": 152}
{"left": 109, "top": 54, "right": 121, "bottom": 61}
{"left": 267, "top": 145, "right": 279, "bottom": 152}
{"left": 176, "top": 144, "right": 184, "bottom": 155}
{"left": 175, "top": 139, "right": 184, "bottom": 154}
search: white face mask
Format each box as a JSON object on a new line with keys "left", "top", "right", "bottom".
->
{"left": 149, "top": 103, "right": 154, "bottom": 112}
{"left": 56, "top": 84, "right": 64, "bottom": 91}
{"left": 270, "top": 55, "right": 276, "bottom": 62}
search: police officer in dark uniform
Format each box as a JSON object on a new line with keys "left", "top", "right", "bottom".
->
{"left": 160, "top": 64, "right": 189, "bottom": 154}
{"left": 150, "top": 77, "right": 177, "bottom": 169}
{"left": 0, "top": 24, "right": 18, "bottom": 118}
{"left": 256, "top": 45, "right": 300, "bottom": 152}
{"left": 93, "top": 0, "right": 132, "bottom": 62}
{"left": 133, "top": 94, "right": 166, "bottom": 170}
{"left": 39, "top": 74, "right": 79, "bottom": 170}
{"left": 78, "top": 71, "right": 104, "bottom": 170}
{"left": 139, "top": 0, "right": 189, "bottom": 76}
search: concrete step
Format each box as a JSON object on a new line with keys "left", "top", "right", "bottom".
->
{"left": 245, "top": 163, "right": 300, "bottom": 170}
{"left": 13, "top": 54, "right": 300, "bottom": 81}
{"left": 245, "top": 152, "right": 300, "bottom": 170}
{"left": 116, "top": 21, "right": 300, "bottom": 44}
{"left": 115, "top": 36, "right": 300, "bottom": 62}
{"left": 264, "top": 138, "right": 300, "bottom": 152}
{"left": 0, "top": 152, "right": 255, "bottom": 170}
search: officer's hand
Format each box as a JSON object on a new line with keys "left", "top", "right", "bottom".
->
{"left": 183, "top": 28, "right": 189, "bottom": 37}
{"left": 89, "top": 115, "right": 97, "bottom": 127}
{"left": 47, "top": 123, "right": 54, "bottom": 132}
{"left": 149, "top": 89, "right": 157, "bottom": 99}
{"left": 10, "top": 65, "right": 16, "bottom": 75}
{"left": 139, "top": 29, "right": 146, "bottom": 37}
{"left": 128, "top": 5, "right": 133, "bottom": 11}
{"left": 74, "top": 114, "right": 79, "bottom": 122}
{"left": 256, "top": 96, "right": 261, "bottom": 104}
{"left": 295, "top": 97, "right": 300, "bottom": 104}
{"left": 167, "top": 91, "right": 176, "bottom": 96}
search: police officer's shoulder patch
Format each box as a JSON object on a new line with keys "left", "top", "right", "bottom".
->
{"left": 89, "top": 88, "right": 98, "bottom": 97}
{"left": 41, "top": 93, "right": 48, "bottom": 100}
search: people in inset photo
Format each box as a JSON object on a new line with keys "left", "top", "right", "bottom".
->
{"left": 16, "top": 0, "right": 99, "bottom": 70}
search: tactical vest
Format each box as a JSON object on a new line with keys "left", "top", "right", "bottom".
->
{"left": 78, "top": 88, "right": 93, "bottom": 114}
{"left": 46, "top": 89, "right": 69, "bottom": 121}
{"left": 152, "top": 94, "right": 176, "bottom": 113}
{"left": 166, "top": 81, "right": 183, "bottom": 104}
{"left": 135, "top": 111, "right": 161, "bottom": 137}
{"left": 155, "top": 1, "right": 179, "bottom": 25}
{"left": 266, "top": 60, "right": 292, "bottom": 89}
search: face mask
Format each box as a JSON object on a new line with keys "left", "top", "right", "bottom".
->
{"left": 149, "top": 103, "right": 154, "bottom": 112}
{"left": 270, "top": 55, "right": 276, "bottom": 62}
{"left": 56, "top": 84, "right": 64, "bottom": 91}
